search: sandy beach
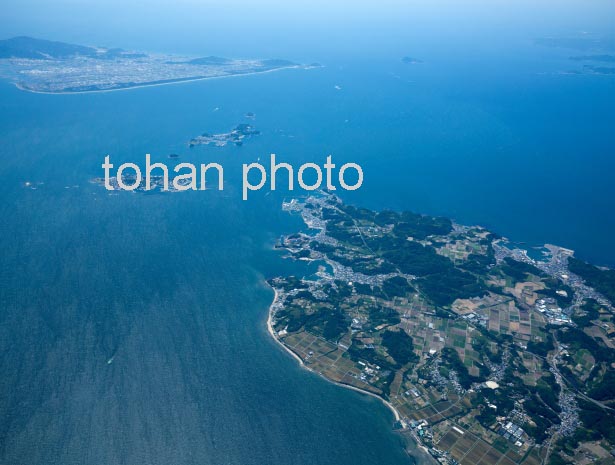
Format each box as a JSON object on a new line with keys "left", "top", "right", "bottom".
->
{"left": 13, "top": 65, "right": 302, "bottom": 95}
{"left": 266, "top": 285, "right": 401, "bottom": 423}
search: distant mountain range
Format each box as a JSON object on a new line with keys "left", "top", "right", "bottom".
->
{"left": 0, "top": 36, "right": 298, "bottom": 69}
{"left": 0, "top": 36, "right": 147, "bottom": 60}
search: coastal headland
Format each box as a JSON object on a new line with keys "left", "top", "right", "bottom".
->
{"left": 267, "top": 192, "right": 615, "bottom": 465}
{"left": 0, "top": 36, "right": 313, "bottom": 93}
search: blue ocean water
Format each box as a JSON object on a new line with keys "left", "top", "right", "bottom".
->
{"left": 0, "top": 27, "right": 614, "bottom": 465}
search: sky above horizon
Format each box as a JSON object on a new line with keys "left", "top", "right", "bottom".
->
{"left": 2, "top": 0, "right": 614, "bottom": 59}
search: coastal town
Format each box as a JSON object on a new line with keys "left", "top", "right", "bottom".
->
{"left": 268, "top": 193, "right": 615, "bottom": 465}
{"left": 0, "top": 36, "right": 303, "bottom": 93}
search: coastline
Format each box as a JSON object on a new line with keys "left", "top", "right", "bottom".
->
{"left": 266, "top": 285, "right": 401, "bottom": 423}
{"left": 12, "top": 65, "right": 303, "bottom": 95}
{"left": 265, "top": 284, "right": 439, "bottom": 465}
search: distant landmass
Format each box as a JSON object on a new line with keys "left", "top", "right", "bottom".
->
{"left": 583, "top": 65, "right": 615, "bottom": 75}
{"left": 402, "top": 56, "right": 423, "bottom": 65}
{"left": 0, "top": 36, "right": 98, "bottom": 59}
{"left": 0, "top": 36, "right": 148, "bottom": 60}
{"left": 269, "top": 193, "right": 615, "bottom": 465}
{"left": 0, "top": 36, "right": 305, "bottom": 93}
{"left": 534, "top": 36, "right": 613, "bottom": 51}
{"left": 559, "top": 55, "right": 615, "bottom": 76}
{"left": 531, "top": 39, "right": 615, "bottom": 76}
{"left": 184, "top": 56, "right": 233, "bottom": 65}
{"left": 570, "top": 54, "right": 615, "bottom": 63}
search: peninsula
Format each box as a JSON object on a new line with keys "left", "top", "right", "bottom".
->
{"left": 0, "top": 36, "right": 304, "bottom": 93}
{"left": 268, "top": 193, "right": 615, "bottom": 465}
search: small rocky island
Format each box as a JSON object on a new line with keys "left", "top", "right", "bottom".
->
{"left": 402, "top": 56, "right": 424, "bottom": 65}
{"left": 189, "top": 124, "right": 260, "bottom": 148}
{"left": 90, "top": 174, "right": 182, "bottom": 192}
{"left": 269, "top": 192, "right": 615, "bottom": 465}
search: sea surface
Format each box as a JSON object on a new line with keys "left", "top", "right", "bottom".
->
{"left": 0, "top": 32, "right": 614, "bottom": 465}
